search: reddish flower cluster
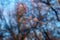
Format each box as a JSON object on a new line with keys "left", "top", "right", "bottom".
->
{"left": 16, "top": 3, "right": 27, "bottom": 16}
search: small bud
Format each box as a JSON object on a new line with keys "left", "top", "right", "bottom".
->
{"left": 33, "top": 17, "right": 38, "bottom": 22}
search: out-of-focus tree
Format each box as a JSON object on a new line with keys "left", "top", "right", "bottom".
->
{"left": 0, "top": 0, "right": 60, "bottom": 40}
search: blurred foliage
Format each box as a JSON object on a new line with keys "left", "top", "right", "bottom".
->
{"left": 0, "top": 0, "right": 60, "bottom": 40}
